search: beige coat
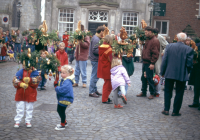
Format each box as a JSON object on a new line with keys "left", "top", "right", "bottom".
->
{"left": 155, "top": 34, "right": 168, "bottom": 75}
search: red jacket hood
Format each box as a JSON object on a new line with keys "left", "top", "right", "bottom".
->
{"left": 99, "top": 43, "right": 112, "bottom": 56}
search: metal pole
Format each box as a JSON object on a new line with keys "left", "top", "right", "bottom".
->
{"left": 150, "top": 10, "right": 152, "bottom": 27}
{"left": 18, "top": 10, "right": 21, "bottom": 29}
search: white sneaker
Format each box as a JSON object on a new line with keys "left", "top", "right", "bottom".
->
{"left": 14, "top": 123, "right": 19, "bottom": 128}
{"left": 26, "top": 123, "right": 32, "bottom": 128}
{"left": 57, "top": 122, "right": 68, "bottom": 127}
{"left": 55, "top": 125, "right": 65, "bottom": 130}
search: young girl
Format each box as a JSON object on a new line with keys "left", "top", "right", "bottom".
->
{"left": 110, "top": 58, "right": 131, "bottom": 109}
{"left": 54, "top": 65, "right": 75, "bottom": 130}
{"left": 7, "top": 46, "right": 14, "bottom": 61}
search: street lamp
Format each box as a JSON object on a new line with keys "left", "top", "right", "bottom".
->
{"left": 148, "top": 0, "right": 154, "bottom": 27}
{"left": 16, "top": 2, "right": 22, "bottom": 29}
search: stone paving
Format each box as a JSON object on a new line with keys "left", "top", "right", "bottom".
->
{"left": 0, "top": 61, "right": 200, "bottom": 140}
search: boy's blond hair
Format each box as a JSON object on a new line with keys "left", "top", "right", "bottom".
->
{"left": 61, "top": 65, "right": 74, "bottom": 75}
{"left": 59, "top": 42, "right": 65, "bottom": 48}
{"left": 111, "top": 58, "right": 122, "bottom": 68}
{"left": 103, "top": 35, "right": 113, "bottom": 46}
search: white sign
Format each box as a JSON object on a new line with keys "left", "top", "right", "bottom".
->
{"left": 2, "top": 15, "right": 9, "bottom": 24}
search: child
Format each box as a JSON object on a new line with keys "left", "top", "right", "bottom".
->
{"left": 0, "top": 43, "right": 7, "bottom": 62}
{"left": 67, "top": 41, "right": 74, "bottom": 64}
{"left": 55, "top": 42, "right": 68, "bottom": 82}
{"left": 37, "top": 50, "right": 47, "bottom": 91}
{"left": 110, "top": 58, "right": 131, "bottom": 109}
{"left": 13, "top": 65, "right": 40, "bottom": 128}
{"left": 54, "top": 65, "right": 75, "bottom": 130}
{"left": 7, "top": 46, "right": 14, "bottom": 61}
{"left": 62, "top": 31, "right": 69, "bottom": 53}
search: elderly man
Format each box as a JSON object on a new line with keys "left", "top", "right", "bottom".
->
{"left": 136, "top": 26, "right": 160, "bottom": 99}
{"left": 161, "top": 32, "right": 193, "bottom": 116}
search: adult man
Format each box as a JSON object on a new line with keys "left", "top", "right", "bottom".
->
{"left": 111, "top": 30, "right": 117, "bottom": 40}
{"left": 73, "top": 25, "right": 90, "bottom": 88}
{"left": 14, "top": 30, "right": 23, "bottom": 58}
{"left": 89, "top": 26, "right": 105, "bottom": 98}
{"left": 137, "top": 26, "right": 160, "bottom": 99}
{"left": 161, "top": 32, "right": 193, "bottom": 116}
{"left": 153, "top": 28, "right": 168, "bottom": 95}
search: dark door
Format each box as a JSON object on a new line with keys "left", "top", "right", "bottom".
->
{"left": 88, "top": 22, "right": 108, "bottom": 36}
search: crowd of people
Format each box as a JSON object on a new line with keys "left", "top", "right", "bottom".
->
{"left": 1, "top": 23, "right": 200, "bottom": 131}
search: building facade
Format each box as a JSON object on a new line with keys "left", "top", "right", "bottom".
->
{"left": 45, "top": 0, "right": 152, "bottom": 36}
{"left": 153, "top": 0, "right": 200, "bottom": 41}
{"left": 0, "top": 0, "right": 41, "bottom": 32}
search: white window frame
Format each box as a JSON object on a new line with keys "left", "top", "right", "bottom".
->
{"left": 122, "top": 12, "right": 138, "bottom": 36}
{"left": 154, "top": 20, "right": 169, "bottom": 36}
{"left": 88, "top": 10, "right": 108, "bottom": 23}
{"left": 58, "top": 9, "right": 74, "bottom": 37}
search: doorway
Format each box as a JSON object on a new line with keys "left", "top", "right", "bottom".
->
{"left": 88, "top": 23, "right": 107, "bottom": 35}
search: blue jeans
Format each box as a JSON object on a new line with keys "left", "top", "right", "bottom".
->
{"left": 31, "top": 45, "right": 35, "bottom": 52}
{"left": 89, "top": 61, "right": 99, "bottom": 94}
{"left": 38, "top": 71, "right": 47, "bottom": 88}
{"left": 118, "top": 83, "right": 129, "bottom": 96}
{"left": 14, "top": 43, "right": 21, "bottom": 58}
{"left": 0, "top": 56, "right": 5, "bottom": 60}
{"left": 75, "top": 60, "right": 87, "bottom": 84}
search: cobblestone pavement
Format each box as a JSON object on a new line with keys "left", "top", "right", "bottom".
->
{"left": 0, "top": 61, "right": 200, "bottom": 140}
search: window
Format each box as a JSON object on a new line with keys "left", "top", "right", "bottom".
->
{"left": 154, "top": 20, "right": 169, "bottom": 36}
{"left": 122, "top": 12, "right": 138, "bottom": 36}
{"left": 88, "top": 11, "right": 108, "bottom": 22}
{"left": 58, "top": 9, "right": 74, "bottom": 36}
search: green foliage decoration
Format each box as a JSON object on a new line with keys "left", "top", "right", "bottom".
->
{"left": 40, "top": 54, "right": 60, "bottom": 73}
{"left": 133, "top": 27, "right": 146, "bottom": 42}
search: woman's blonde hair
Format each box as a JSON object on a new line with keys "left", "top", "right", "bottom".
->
{"left": 103, "top": 35, "right": 113, "bottom": 46}
{"left": 111, "top": 58, "right": 122, "bottom": 68}
{"left": 59, "top": 42, "right": 65, "bottom": 47}
{"left": 61, "top": 65, "right": 74, "bottom": 75}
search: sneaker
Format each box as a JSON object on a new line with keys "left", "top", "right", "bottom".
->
{"left": 114, "top": 104, "right": 123, "bottom": 109}
{"left": 57, "top": 122, "right": 68, "bottom": 127}
{"left": 121, "top": 94, "right": 127, "bottom": 104}
{"left": 55, "top": 125, "right": 65, "bottom": 130}
{"left": 26, "top": 123, "right": 32, "bottom": 128}
{"left": 14, "top": 123, "right": 19, "bottom": 128}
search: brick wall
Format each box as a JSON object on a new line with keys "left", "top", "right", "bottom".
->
{"left": 153, "top": 0, "right": 200, "bottom": 42}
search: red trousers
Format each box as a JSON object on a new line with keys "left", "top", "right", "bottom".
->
{"left": 102, "top": 79, "right": 112, "bottom": 102}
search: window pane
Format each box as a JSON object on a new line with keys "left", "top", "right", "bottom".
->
{"left": 156, "top": 21, "right": 161, "bottom": 33}
{"left": 123, "top": 21, "right": 126, "bottom": 25}
{"left": 162, "top": 22, "right": 167, "bottom": 34}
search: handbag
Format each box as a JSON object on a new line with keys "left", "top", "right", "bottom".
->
{"left": 135, "top": 49, "right": 141, "bottom": 57}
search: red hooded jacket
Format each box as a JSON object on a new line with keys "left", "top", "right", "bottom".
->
{"left": 1, "top": 45, "right": 7, "bottom": 56}
{"left": 56, "top": 50, "right": 68, "bottom": 71}
{"left": 97, "top": 43, "right": 112, "bottom": 79}
{"left": 63, "top": 34, "right": 69, "bottom": 48}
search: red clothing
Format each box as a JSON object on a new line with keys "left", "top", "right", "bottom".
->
{"left": 102, "top": 79, "right": 112, "bottom": 102}
{"left": 1, "top": 45, "right": 7, "bottom": 56}
{"left": 75, "top": 36, "right": 90, "bottom": 61}
{"left": 56, "top": 49, "right": 68, "bottom": 71}
{"left": 63, "top": 35, "right": 69, "bottom": 47}
{"left": 14, "top": 70, "right": 39, "bottom": 102}
{"left": 97, "top": 43, "right": 112, "bottom": 79}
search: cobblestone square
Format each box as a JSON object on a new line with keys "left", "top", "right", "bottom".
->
{"left": 0, "top": 61, "right": 200, "bottom": 140}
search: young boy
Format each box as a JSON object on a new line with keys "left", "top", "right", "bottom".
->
{"left": 37, "top": 50, "right": 47, "bottom": 91}
{"left": 54, "top": 65, "right": 74, "bottom": 130}
{"left": 55, "top": 42, "right": 68, "bottom": 82}
{"left": 7, "top": 46, "right": 14, "bottom": 61}
{"left": 13, "top": 64, "right": 40, "bottom": 128}
{"left": 62, "top": 31, "right": 69, "bottom": 53}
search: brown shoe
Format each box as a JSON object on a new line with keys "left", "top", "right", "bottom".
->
{"left": 136, "top": 92, "right": 146, "bottom": 97}
{"left": 73, "top": 83, "right": 78, "bottom": 87}
{"left": 89, "top": 92, "right": 99, "bottom": 98}
{"left": 95, "top": 91, "right": 102, "bottom": 96}
{"left": 82, "top": 83, "right": 87, "bottom": 88}
{"left": 161, "top": 110, "right": 169, "bottom": 115}
{"left": 148, "top": 95, "right": 154, "bottom": 99}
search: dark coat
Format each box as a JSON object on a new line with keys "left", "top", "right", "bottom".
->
{"left": 160, "top": 42, "right": 194, "bottom": 81}
{"left": 89, "top": 34, "right": 101, "bottom": 61}
{"left": 188, "top": 45, "right": 200, "bottom": 86}
{"left": 142, "top": 35, "right": 160, "bottom": 64}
